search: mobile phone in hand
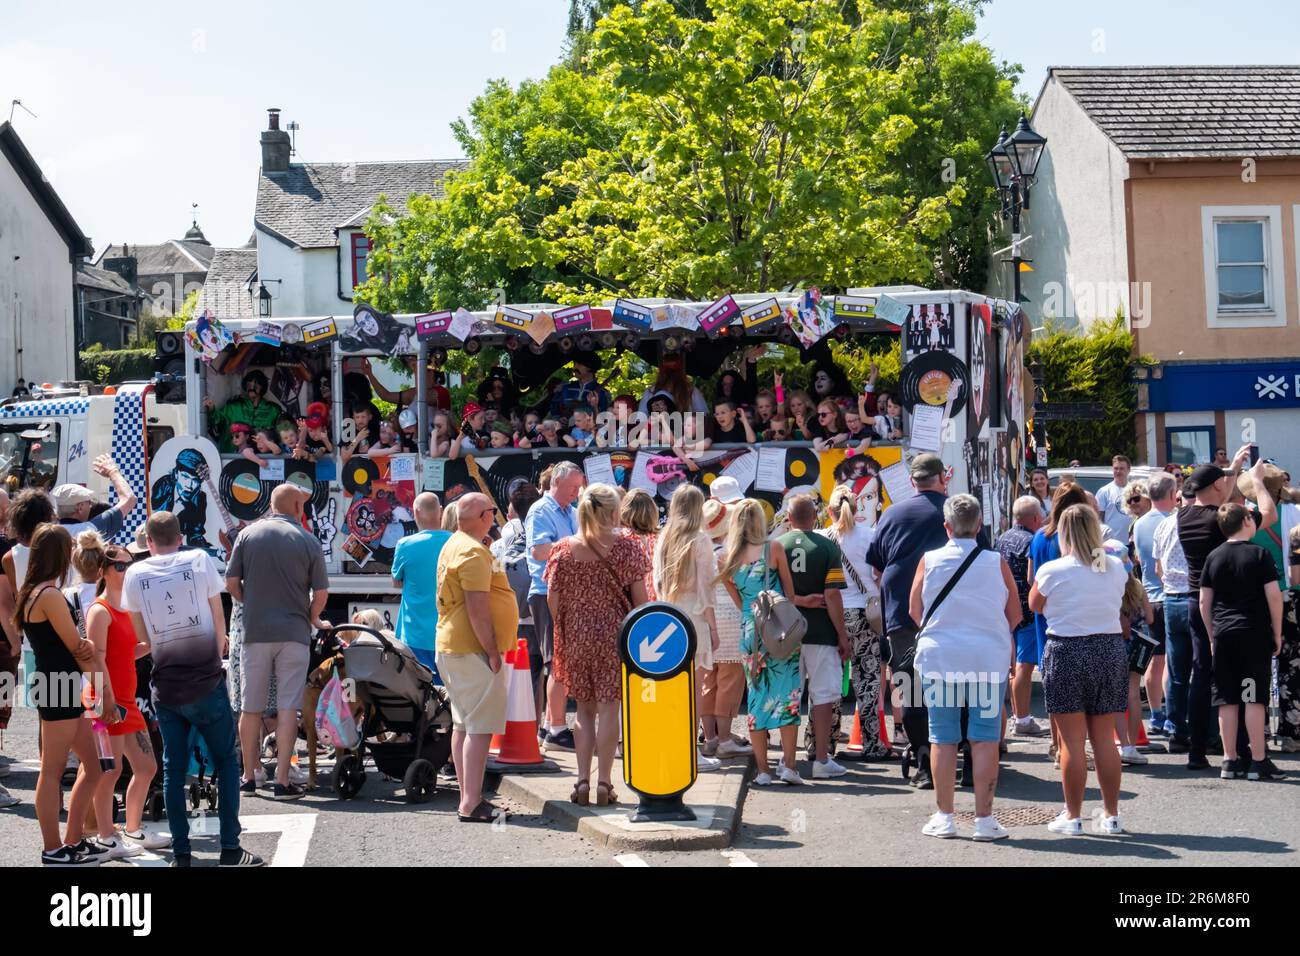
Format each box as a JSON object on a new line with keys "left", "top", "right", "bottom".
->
{"left": 1249, "top": 444, "right": 1260, "bottom": 466}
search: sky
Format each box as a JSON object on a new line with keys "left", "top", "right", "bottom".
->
{"left": 4, "top": 0, "right": 1298, "bottom": 256}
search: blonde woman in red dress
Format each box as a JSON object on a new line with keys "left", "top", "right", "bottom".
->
{"left": 545, "top": 483, "right": 649, "bottom": 807}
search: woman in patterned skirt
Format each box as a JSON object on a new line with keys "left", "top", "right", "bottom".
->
{"left": 701, "top": 499, "right": 751, "bottom": 759}
{"left": 719, "top": 499, "right": 803, "bottom": 786}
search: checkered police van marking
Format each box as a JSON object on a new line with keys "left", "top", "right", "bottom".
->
{"left": 108, "top": 385, "right": 150, "bottom": 545}
{"left": 0, "top": 398, "right": 92, "bottom": 419}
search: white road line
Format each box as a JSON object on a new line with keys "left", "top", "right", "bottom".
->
{"left": 614, "top": 853, "right": 649, "bottom": 867}
{"left": 239, "top": 813, "right": 318, "bottom": 867}
{"left": 720, "top": 849, "right": 757, "bottom": 867}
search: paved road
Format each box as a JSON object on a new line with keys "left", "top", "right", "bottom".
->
{"left": 1, "top": 706, "right": 1296, "bottom": 868}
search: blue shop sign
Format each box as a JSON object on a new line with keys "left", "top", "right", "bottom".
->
{"left": 1146, "top": 361, "right": 1300, "bottom": 412}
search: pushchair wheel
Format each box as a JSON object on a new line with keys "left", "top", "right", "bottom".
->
{"left": 148, "top": 791, "right": 165, "bottom": 821}
{"left": 188, "top": 782, "right": 201, "bottom": 811}
{"left": 262, "top": 733, "right": 277, "bottom": 761}
{"left": 403, "top": 759, "right": 436, "bottom": 804}
{"left": 335, "top": 754, "right": 365, "bottom": 799}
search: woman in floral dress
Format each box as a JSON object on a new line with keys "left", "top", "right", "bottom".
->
{"left": 545, "top": 483, "right": 649, "bottom": 807}
{"left": 718, "top": 499, "right": 803, "bottom": 786}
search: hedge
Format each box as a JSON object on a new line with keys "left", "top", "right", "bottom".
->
{"left": 77, "top": 347, "right": 154, "bottom": 386}
{"left": 1027, "top": 317, "right": 1150, "bottom": 466}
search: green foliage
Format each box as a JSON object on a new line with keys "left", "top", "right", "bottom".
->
{"left": 76, "top": 347, "right": 154, "bottom": 386}
{"left": 1027, "top": 317, "right": 1149, "bottom": 466}
{"left": 135, "top": 290, "right": 198, "bottom": 343}
{"left": 360, "top": 0, "right": 1021, "bottom": 312}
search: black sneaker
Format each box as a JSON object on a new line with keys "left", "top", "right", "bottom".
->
{"left": 42, "top": 844, "right": 99, "bottom": 867}
{"left": 239, "top": 779, "right": 257, "bottom": 794}
{"left": 170, "top": 854, "right": 192, "bottom": 868}
{"left": 72, "top": 838, "right": 113, "bottom": 863}
{"left": 218, "top": 848, "right": 265, "bottom": 867}
{"left": 1186, "top": 754, "right": 1210, "bottom": 771}
{"left": 1167, "top": 737, "right": 1190, "bottom": 754}
{"left": 269, "top": 782, "right": 305, "bottom": 801}
{"left": 1248, "top": 758, "right": 1286, "bottom": 781}
{"left": 910, "top": 771, "right": 934, "bottom": 791}
{"left": 543, "top": 728, "right": 576, "bottom": 753}
{"left": 1219, "top": 758, "right": 1245, "bottom": 779}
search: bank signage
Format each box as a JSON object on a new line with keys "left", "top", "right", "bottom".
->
{"left": 1146, "top": 361, "right": 1300, "bottom": 412}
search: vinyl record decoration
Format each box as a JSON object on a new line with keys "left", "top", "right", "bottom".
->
{"left": 784, "top": 447, "right": 820, "bottom": 490}
{"left": 219, "top": 458, "right": 272, "bottom": 521}
{"left": 897, "top": 350, "right": 969, "bottom": 415}
{"left": 285, "top": 460, "right": 330, "bottom": 514}
{"left": 342, "top": 456, "right": 381, "bottom": 497}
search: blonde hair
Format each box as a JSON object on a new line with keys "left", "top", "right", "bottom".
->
{"left": 1120, "top": 481, "right": 1149, "bottom": 516}
{"left": 620, "top": 488, "right": 659, "bottom": 534}
{"left": 716, "top": 498, "right": 768, "bottom": 585}
{"left": 1121, "top": 571, "right": 1146, "bottom": 619}
{"left": 441, "top": 503, "right": 459, "bottom": 532}
{"left": 655, "top": 484, "right": 704, "bottom": 601}
{"left": 351, "top": 608, "right": 385, "bottom": 630}
{"left": 577, "top": 483, "right": 620, "bottom": 540}
{"left": 827, "top": 485, "right": 857, "bottom": 537}
{"left": 72, "top": 529, "right": 108, "bottom": 584}
{"left": 1057, "top": 503, "right": 1102, "bottom": 563}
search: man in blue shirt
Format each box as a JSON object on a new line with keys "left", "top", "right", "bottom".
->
{"left": 866, "top": 453, "right": 989, "bottom": 789}
{"left": 392, "top": 493, "right": 452, "bottom": 677}
{"left": 1132, "top": 472, "right": 1177, "bottom": 737}
{"left": 551, "top": 354, "right": 610, "bottom": 420}
{"left": 525, "top": 461, "right": 584, "bottom": 752}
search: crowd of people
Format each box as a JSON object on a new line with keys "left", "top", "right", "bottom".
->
{"left": 3, "top": 431, "right": 1299, "bottom": 864}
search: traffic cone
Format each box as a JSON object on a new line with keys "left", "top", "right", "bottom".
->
{"left": 1136, "top": 716, "right": 1150, "bottom": 747}
{"left": 878, "top": 704, "right": 892, "bottom": 750}
{"left": 489, "top": 639, "right": 545, "bottom": 765}
{"left": 845, "top": 706, "right": 865, "bottom": 754}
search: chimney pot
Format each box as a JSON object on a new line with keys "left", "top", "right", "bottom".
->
{"left": 268, "top": 108, "right": 281, "bottom": 130}
{"left": 261, "top": 108, "right": 291, "bottom": 174}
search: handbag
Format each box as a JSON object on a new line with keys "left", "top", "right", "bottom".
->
{"left": 753, "top": 553, "right": 807, "bottom": 661}
{"left": 1127, "top": 624, "right": 1160, "bottom": 673}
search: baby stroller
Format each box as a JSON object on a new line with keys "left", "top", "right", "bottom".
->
{"left": 333, "top": 625, "right": 453, "bottom": 804}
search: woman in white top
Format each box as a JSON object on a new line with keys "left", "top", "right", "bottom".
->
{"left": 1028, "top": 503, "right": 1130, "bottom": 836}
{"left": 908, "top": 494, "right": 1020, "bottom": 841}
{"left": 822, "top": 482, "right": 891, "bottom": 759}
{"left": 653, "top": 484, "right": 721, "bottom": 772}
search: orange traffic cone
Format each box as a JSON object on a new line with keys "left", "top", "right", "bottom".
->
{"left": 845, "top": 707, "right": 865, "bottom": 754}
{"left": 1136, "top": 715, "right": 1150, "bottom": 747}
{"left": 878, "top": 704, "right": 892, "bottom": 750}
{"left": 489, "top": 639, "right": 545, "bottom": 765}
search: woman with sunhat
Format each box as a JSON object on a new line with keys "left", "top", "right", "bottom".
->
{"left": 701, "top": 495, "right": 751, "bottom": 759}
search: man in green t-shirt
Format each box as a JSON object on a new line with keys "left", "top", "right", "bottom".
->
{"left": 203, "top": 369, "right": 284, "bottom": 452}
{"left": 779, "top": 494, "right": 849, "bottom": 779}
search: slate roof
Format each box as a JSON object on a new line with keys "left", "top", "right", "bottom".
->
{"left": 1046, "top": 66, "right": 1300, "bottom": 159}
{"left": 255, "top": 160, "right": 467, "bottom": 248}
{"left": 76, "top": 264, "right": 144, "bottom": 298}
{"left": 97, "top": 239, "right": 215, "bottom": 275}
{"left": 193, "top": 248, "right": 258, "bottom": 319}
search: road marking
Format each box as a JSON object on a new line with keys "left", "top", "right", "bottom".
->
{"left": 122, "top": 813, "right": 318, "bottom": 867}
{"left": 720, "top": 849, "right": 757, "bottom": 867}
{"left": 614, "top": 853, "right": 649, "bottom": 867}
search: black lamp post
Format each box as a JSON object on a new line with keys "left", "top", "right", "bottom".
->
{"left": 258, "top": 282, "right": 273, "bottom": 318}
{"left": 986, "top": 112, "right": 1047, "bottom": 305}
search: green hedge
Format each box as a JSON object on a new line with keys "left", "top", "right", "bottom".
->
{"left": 77, "top": 347, "right": 154, "bottom": 386}
{"left": 1027, "top": 317, "right": 1150, "bottom": 466}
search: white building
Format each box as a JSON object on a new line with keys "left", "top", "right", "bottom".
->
{"left": 0, "top": 121, "right": 93, "bottom": 391}
{"left": 233, "top": 109, "right": 466, "bottom": 318}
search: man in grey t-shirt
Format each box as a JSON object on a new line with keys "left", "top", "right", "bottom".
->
{"left": 227, "top": 484, "right": 330, "bottom": 800}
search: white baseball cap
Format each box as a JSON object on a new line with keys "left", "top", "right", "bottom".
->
{"left": 709, "top": 475, "right": 743, "bottom": 504}
{"left": 52, "top": 484, "right": 99, "bottom": 514}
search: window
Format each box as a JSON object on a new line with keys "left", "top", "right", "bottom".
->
{"left": 351, "top": 233, "right": 371, "bottom": 288}
{"left": 0, "top": 423, "right": 62, "bottom": 493}
{"left": 1165, "top": 426, "right": 1214, "bottom": 467}
{"left": 1201, "top": 206, "right": 1286, "bottom": 328}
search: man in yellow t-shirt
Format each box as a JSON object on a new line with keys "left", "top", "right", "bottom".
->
{"left": 435, "top": 492, "right": 519, "bottom": 823}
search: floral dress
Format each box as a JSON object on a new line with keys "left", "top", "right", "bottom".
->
{"left": 545, "top": 535, "right": 649, "bottom": 703}
{"left": 735, "top": 551, "right": 801, "bottom": 730}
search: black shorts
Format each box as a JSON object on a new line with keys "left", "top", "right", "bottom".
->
{"left": 527, "top": 594, "right": 554, "bottom": 665}
{"left": 1211, "top": 630, "right": 1273, "bottom": 707}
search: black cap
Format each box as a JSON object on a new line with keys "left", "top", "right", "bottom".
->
{"left": 1186, "top": 464, "right": 1226, "bottom": 492}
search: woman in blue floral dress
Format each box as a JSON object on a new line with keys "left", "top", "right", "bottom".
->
{"left": 720, "top": 500, "right": 803, "bottom": 785}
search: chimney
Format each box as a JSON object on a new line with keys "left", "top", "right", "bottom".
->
{"left": 260, "top": 107, "right": 291, "bottom": 174}
{"left": 103, "top": 252, "right": 138, "bottom": 287}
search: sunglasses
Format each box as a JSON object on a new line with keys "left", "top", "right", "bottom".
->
{"left": 106, "top": 558, "right": 132, "bottom": 572}
{"left": 1127, "top": 496, "right": 1144, "bottom": 505}
{"left": 817, "top": 411, "right": 833, "bottom": 419}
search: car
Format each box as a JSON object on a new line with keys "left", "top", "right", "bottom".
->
{"left": 1048, "top": 464, "right": 1161, "bottom": 497}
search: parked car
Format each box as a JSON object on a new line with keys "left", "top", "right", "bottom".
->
{"left": 1048, "top": 465, "right": 1161, "bottom": 497}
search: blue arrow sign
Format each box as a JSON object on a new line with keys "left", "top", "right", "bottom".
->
{"left": 626, "top": 610, "right": 691, "bottom": 677}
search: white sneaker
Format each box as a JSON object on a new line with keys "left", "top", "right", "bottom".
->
{"left": 922, "top": 811, "right": 958, "bottom": 838}
{"left": 774, "top": 764, "right": 806, "bottom": 785}
{"left": 972, "top": 816, "right": 1010, "bottom": 841}
{"left": 121, "top": 827, "right": 171, "bottom": 850}
{"left": 697, "top": 755, "right": 722, "bottom": 772}
{"left": 1046, "top": 810, "right": 1083, "bottom": 836}
{"left": 812, "top": 757, "right": 847, "bottom": 779}
{"left": 752, "top": 772, "right": 775, "bottom": 787}
{"left": 1012, "top": 717, "right": 1048, "bottom": 737}
{"left": 253, "top": 766, "right": 268, "bottom": 788}
{"left": 1119, "top": 746, "right": 1148, "bottom": 766}
{"left": 0, "top": 784, "right": 21, "bottom": 809}
{"left": 700, "top": 737, "right": 719, "bottom": 756}
{"left": 93, "top": 836, "right": 141, "bottom": 860}
{"left": 286, "top": 763, "right": 308, "bottom": 785}
{"left": 716, "top": 739, "right": 753, "bottom": 757}
{"left": 1092, "top": 810, "right": 1126, "bottom": 835}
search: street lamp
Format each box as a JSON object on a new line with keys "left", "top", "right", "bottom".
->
{"left": 258, "top": 282, "right": 273, "bottom": 317}
{"left": 986, "top": 112, "right": 1046, "bottom": 304}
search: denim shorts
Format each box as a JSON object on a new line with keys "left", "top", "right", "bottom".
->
{"left": 1014, "top": 622, "right": 1039, "bottom": 665}
{"left": 922, "top": 676, "right": 1004, "bottom": 745}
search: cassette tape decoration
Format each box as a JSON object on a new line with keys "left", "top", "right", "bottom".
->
{"left": 493, "top": 305, "right": 533, "bottom": 336}
{"left": 612, "top": 298, "right": 653, "bottom": 333}
{"left": 415, "top": 311, "right": 453, "bottom": 340}
{"left": 740, "top": 297, "right": 783, "bottom": 334}
{"left": 301, "top": 317, "right": 339, "bottom": 348}
{"left": 698, "top": 294, "right": 741, "bottom": 336}
{"left": 553, "top": 304, "right": 593, "bottom": 333}
{"left": 832, "top": 295, "right": 877, "bottom": 325}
